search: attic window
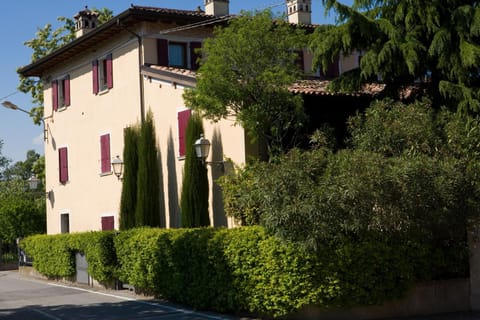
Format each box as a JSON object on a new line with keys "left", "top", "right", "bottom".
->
{"left": 169, "top": 42, "right": 187, "bottom": 68}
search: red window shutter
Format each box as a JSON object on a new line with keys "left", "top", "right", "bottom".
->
{"left": 178, "top": 109, "right": 192, "bottom": 157}
{"left": 52, "top": 80, "right": 58, "bottom": 111}
{"left": 190, "top": 42, "right": 202, "bottom": 70}
{"left": 92, "top": 60, "right": 99, "bottom": 94}
{"left": 101, "top": 216, "right": 114, "bottom": 231}
{"left": 59, "top": 147, "right": 69, "bottom": 184}
{"left": 106, "top": 54, "right": 113, "bottom": 89}
{"left": 296, "top": 50, "right": 305, "bottom": 73}
{"left": 325, "top": 56, "right": 340, "bottom": 78}
{"left": 100, "top": 134, "right": 111, "bottom": 173}
{"left": 157, "top": 39, "right": 169, "bottom": 66}
{"left": 64, "top": 75, "right": 71, "bottom": 106}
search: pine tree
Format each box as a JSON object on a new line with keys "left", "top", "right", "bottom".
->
{"left": 119, "top": 125, "right": 139, "bottom": 230}
{"left": 312, "top": 0, "right": 480, "bottom": 112}
{"left": 135, "top": 110, "right": 161, "bottom": 227}
{"left": 180, "top": 113, "right": 210, "bottom": 228}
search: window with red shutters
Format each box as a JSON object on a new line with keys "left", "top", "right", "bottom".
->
{"left": 52, "top": 76, "right": 71, "bottom": 111}
{"left": 59, "top": 147, "right": 69, "bottom": 184}
{"left": 101, "top": 216, "right": 114, "bottom": 231}
{"left": 93, "top": 54, "right": 113, "bottom": 94}
{"left": 177, "top": 109, "right": 192, "bottom": 158}
{"left": 100, "top": 134, "right": 111, "bottom": 174}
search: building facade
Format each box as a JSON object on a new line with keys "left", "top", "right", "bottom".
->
{"left": 19, "top": 2, "right": 363, "bottom": 234}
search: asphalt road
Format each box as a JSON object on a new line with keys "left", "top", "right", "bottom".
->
{"left": 0, "top": 270, "right": 242, "bottom": 320}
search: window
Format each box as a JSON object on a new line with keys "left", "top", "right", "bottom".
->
{"left": 101, "top": 216, "right": 114, "bottom": 231}
{"left": 168, "top": 42, "right": 187, "bottom": 68}
{"left": 177, "top": 109, "right": 192, "bottom": 158}
{"left": 59, "top": 147, "right": 69, "bottom": 184}
{"left": 61, "top": 213, "right": 70, "bottom": 234}
{"left": 100, "top": 134, "right": 111, "bottom": 174}
{"left": 157, "top": 39, "right": 202, "bottom": 70}
{"left": 52, "top": 75, "right": 70, "bottom": 111}
{"left": 92, "top": 53, "right": 113, "bottom": 94}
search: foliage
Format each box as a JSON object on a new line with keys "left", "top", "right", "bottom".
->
{"left": 119, "top": 125, "right": 139, "bottom": 230}
{"left": 220, "top": 100, "right": 473, "bottom": 251}
{"left": 3, "top": 150, "right": 42, "bottom": 181}
{"left": 0, "top": 150, "right": 46, "bottom": 244}
{"left": 21, "top": 225, "right": 467, "bottom": 318}
{"left": 312, "top": 1, "right": 480, "bottom": 112}
{"left": 18, "top": 8, "right": 113, "bottom": 124}
{"left": 135, "top": 110, "right": 161, "bottom": 227}
{"left": 0, "top": 140, "right": 11, "bottom": 180}
{"left": 180, "top": 113, "right": 209, "bottom": 227}
{"left": 21, "top": 231, "right": 116, "bottom": 282}
{"left": 21, "top": 234, "right": 74, "bottom": 277}
{"left": 184, "top": 9, "right": 308, "bottom": 159}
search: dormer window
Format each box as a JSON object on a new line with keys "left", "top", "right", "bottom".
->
{"left": 168, "top": 42, "right": 187, "bottom": 68}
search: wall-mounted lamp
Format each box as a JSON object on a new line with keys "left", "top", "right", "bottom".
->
{"left": 27, "top": 174, "right": 52, "bottom": 199}
{"left": 112, "top": 155, "right": 124, "bottom": 180}
{"left": 194, "top": 134, "right": 224, "bottom": 171}
{"left": 1, "top": 101, "right": 48, "bottom": 142}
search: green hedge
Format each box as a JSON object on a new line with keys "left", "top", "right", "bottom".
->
{"left": 21, "top": 231, "right": 116, "bottom": 283}
{"left": 21, "top": 227, "right": 468, "bottom": 318}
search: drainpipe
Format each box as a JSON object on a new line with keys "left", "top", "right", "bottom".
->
{"left": 117, "top": 19, "right": 145, "bottom": 123}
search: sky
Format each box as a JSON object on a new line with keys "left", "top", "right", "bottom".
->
{"left": 0, "top": 0, "right": 352, "bottom": 163}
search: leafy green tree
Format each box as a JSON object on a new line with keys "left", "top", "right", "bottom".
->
{"left": 135, "top": 110, "right": 161, "bottom": 227}
{"left": 0, "top": 140, "right": 11, "bottom": 181}
{"left": 180, "top": 113, "right": 209, "bottom": 227}
{"left": 119, "top": 125, "right": 139, "bottom": 230}
{"left": 19, "top": 8, "right": 113, "bottom": 124}
{"left": 0, "top": 180, "right": 46, "bottom": 243}
{"left": 184, "top": 10, "right": 307, "bottom": 159}
{"left": 3, "top": 150, "right": 41, "bottom": 181}
{"left": 312, "top": 0, "right": 480, "bottom": 112}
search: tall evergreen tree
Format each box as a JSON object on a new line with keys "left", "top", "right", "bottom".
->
{"left": 119, "top": 125, "right": 139, "bottom": 230}
{"left": 135, "top": 110, "right": 161, "bottom": 227}
{"left": 180, "top": 113, "right": 210, "bottom": 228}
{"left": 312, "top": 0, "right": 480, "bottom": 112}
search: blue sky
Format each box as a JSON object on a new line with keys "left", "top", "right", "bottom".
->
{"left": 0, "top": 0, "right": 352, "bottom": 163}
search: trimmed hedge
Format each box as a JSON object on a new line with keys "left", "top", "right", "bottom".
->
{"left": 21, "top": 227, "right": 468, "bottom": 318}
{"left": 21, "top": 231, "right": 116, "bottom": 283}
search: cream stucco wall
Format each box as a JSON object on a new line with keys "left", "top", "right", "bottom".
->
{"left": 43, "top": 22, "right": 245, "bottom": 234}
{"left": 142, "top": 76, "right": 245, "bottom": 228}
{"left": 44, "top": 33, "right": 141, "bottom": 234}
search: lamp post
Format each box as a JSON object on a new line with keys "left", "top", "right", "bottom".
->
{"left": 1, "top": 101, "right": 48, "bottom": 142}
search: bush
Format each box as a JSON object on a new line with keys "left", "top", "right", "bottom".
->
{"left": 21, "top": 231, "right": 117, "bottom": 282}
{"left": 21, "top": 226, "right": 467, "bottom": 318}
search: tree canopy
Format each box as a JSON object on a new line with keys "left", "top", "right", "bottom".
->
{"left": 184, "top": 10, "right": 308, "bottom": 159}
{"left": 312, "top": 0, "right": 480, "bottom": 112}
{"left": 18, "top": 8, "right": 113, "bottom": 124}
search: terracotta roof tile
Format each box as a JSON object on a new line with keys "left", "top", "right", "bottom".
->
{"left": 148, "top": 65, "right": 197, "bottom": 78}
{"left": 130, "top": 5, "right": 209, "bottom": 17}
{"left": 289, "top": 80, "right": 385, "bottom": 96}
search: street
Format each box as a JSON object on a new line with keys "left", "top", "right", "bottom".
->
{"left": 0, "top": 270, "right": 240, "bottom": 320}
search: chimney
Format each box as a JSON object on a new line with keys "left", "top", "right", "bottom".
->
{"left": 204, "top": 0, "right": 229, "bottom": 17}
{"left": 286, "top": 0, "right": 312, "bottom": 25}
{"left": 74, "top": 6, "right": 99, "bottom": 38}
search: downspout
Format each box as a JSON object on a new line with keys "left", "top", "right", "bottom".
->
{"left": 117, "top": 19, "right": 145, "bottom": 123}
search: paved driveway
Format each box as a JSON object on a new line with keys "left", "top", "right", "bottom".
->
{"left": 0, "top": 270, "right": 242, "bottom": 320}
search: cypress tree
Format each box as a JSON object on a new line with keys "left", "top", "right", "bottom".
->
{"left": 135, "top": 110, "right": 161, "bottom": 227}
{"left": 180, "top": 113, "right": 210, "bottom": 228}
{"left": 119, "top": 125, "right": 139, "bottom": 230}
